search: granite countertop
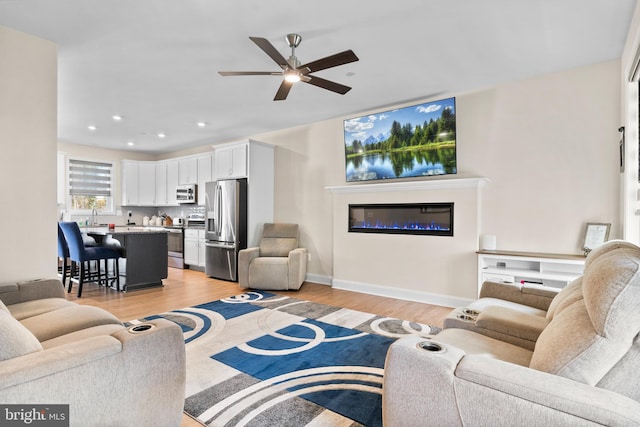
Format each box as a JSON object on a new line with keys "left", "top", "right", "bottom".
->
{"left": 83, "top": 226, "right": 168, "bottom": 235}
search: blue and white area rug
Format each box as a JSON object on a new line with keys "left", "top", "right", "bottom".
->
{"left": 129, "top": 291, "right": 440, "bottom": 426}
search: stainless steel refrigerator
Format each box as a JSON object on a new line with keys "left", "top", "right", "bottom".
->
{"left": 204, "top": 179, "right": 247, "bottom": 281}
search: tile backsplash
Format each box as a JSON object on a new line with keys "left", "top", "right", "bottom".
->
{"left": 60, "top": 205, "right": 205, "bottom": 226}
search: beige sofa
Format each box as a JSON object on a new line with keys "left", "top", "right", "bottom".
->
{"left": 0, "top": 279, "right": 186, "bottom": 427}
{"left": 443, "top": 241, "right": 635, "bottom": 350}
{"left": 383, "top": 240, "right": 640, "bottom": 426}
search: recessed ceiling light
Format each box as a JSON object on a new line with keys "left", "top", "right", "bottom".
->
{"left": 88, "top": 125, "right": 97, "bottom": 131}
{"left": 197, "top": 121, "right": 207, "bottom": 128}
{"left": 157, "top": 132, "right": 166, "bottom": 139}
{"left": 112, "top": 114, "right": 123, "bottom": 121}
{"left": 127, "top": 141, "right": 134, "bottom": 146}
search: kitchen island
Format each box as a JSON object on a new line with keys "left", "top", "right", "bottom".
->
{"left": 86, "top": 227, "right": 168, "bottom": 291}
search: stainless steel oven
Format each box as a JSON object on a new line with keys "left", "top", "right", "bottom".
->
{"left": 165, "top": 227, "right": 184, "bottom": 269}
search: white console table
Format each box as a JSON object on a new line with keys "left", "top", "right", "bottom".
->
{"left": 477, "top": 250, "right": 586, "bottom": 295}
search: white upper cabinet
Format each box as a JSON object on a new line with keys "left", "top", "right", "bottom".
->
{"left": 122, "top": 160, "right": 156, "bottom": 206}
{"left": 197, "top": 153, "right": 214, "bottom": 205}
{"left": 138, "top": 162, "right": 156, "bottom": 206}
{"left": 214, "top": 143, "right": 247, "bottom": 179}
{"left": 166, "top": 159, "right": 180, "bottom": 205}
{"left": 178, "top": 157, "right": 198, "bottom": 185}
{"left": 155, "top": 162, "right": 168, "bottom": 206}
{"left": 121, "top": 152, "right": 212, "bottom": 207}
{"left": 213, "top": 140, "right": 275, "bottom": 247}
{"left": 121, "top": 160, "right": 140, "bottom": 206}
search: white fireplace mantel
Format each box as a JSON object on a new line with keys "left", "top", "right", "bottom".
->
{"left": 325, "top": 177, "right": 489, "bottom": 194}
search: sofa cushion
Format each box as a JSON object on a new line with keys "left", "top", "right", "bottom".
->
{"left": 546, "top": 277, "right": 583, "bottom": 321}
{"left": 0, "top": 299, "right": 8, "bottom": 314}
{"left": 41, "top": 324, "right": 125, "bottom": 349}
{"left": 530, "top": 244, "right": 640, "bottom": 385}
{"left": 596, "top": 333, "right": 640, "bottom": 401}
{"left": 0, "top": 309, "right": 43, "bottom": 361}
{"left": 259, "top": 223, "right": 298, "bottom": 257}
{"left": 583, "top": 240, "right": 638, "bottom": 270}
{"left": 8, "top": 298, "right": 77, "bottom": 321}
{"left": 248, "top": 257, "right": 289, "bottom": 290}
{"left": 467, "top": 297, "right": 547, "bottom": 317}
{"left": 19, "top": 305, "right": 123, "bottom": 342}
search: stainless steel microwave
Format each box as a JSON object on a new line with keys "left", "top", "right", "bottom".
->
{"left": 176, "top": 184, "right": 196, "bottom": 203}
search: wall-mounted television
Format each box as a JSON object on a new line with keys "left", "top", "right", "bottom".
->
{"left": 344, "top": 97, "right": 456, "bottom": 182}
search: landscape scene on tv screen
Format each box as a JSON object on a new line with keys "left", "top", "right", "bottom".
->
{"left": 344, "top": 97, "right": 456, "bottom": 182}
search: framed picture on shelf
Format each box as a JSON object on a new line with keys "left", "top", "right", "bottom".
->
{"left": 582, "top": 222, "right": 611, "bottom": 254}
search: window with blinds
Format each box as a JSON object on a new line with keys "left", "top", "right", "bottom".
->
{"left": 68, "top": 159, "right": 113, "bottom": 212}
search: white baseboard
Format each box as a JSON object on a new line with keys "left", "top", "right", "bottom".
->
{"left": 304, "top": 273, "right": 332, "bottom": 286}
{"left": 331, "top": 278, "right": 474, "bottom": 308}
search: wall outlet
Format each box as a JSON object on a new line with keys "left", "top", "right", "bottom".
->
{"left": 307, "top": 252, "right": 311, "bottom": 262}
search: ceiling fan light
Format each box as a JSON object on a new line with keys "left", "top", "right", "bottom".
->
{"left": 284, "top": 70, "right": 301, "bottom": 83}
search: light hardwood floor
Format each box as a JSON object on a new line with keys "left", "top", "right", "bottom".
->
{"left": 67, "top": 268, "right": 454, "bottom": 426}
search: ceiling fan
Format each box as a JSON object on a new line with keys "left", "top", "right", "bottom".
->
{"left": 219, "top": 33, "right": 359, "bottom": 101}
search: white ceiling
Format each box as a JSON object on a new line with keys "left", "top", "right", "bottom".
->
{"left": 0, "top": 0, "right": 636, "bottom": 154}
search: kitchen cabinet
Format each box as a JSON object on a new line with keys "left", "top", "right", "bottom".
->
{"left": 138, "top": 162, "right": 156, "bottom": 206}
{"left": 179, "top": 157, "right": 198, "bottom": 185}
{"left": 197, "top": 153, "right": 214, "bottom": 205}
{"left": 122, "top": 160, "right": 156, "bottom": 206}
{"left": 214, "top": 140, "right": 275, "bottom": 247}
{"left": 184, "top": 228, "right": 200, "bottom": 267}
{"left": 121, "top": 160, "right": 140, "bottom": 206}
{"left": 108, "top": 230, "right": 168, "bottom": 291}
{"left": 198, "top": 229, "right": 206, "bottom": 266}
{"left": 155, "top": 162, "right": 168, "bottom": 205}
{"left": 166, "top": 159, "right": 180, "bottom": 205}
{"left": 214, "top": 143, "right": 247, "bottom": 179}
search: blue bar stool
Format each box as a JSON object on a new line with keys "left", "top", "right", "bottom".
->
{"left": 59, "top": 221, "right": 121, "bottom": 297}
{"left": 57, "top": 224, "right": 71, "bottom": 287}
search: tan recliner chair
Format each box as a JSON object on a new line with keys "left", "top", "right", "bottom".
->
{"left": 238, "top": 223, "right": 307, "bottom": 290}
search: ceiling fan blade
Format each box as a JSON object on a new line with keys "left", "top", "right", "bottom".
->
{"left": 274, "top": 80, "right": 293, "bottom": 101}
{"left": 249, "top": 37, "right": 289, "bottom": 70}
{"left": 218, "top": 71, "right": 281, "bottom": 76}
{"left": 299, "top": 50, "right": 359, "bottom": 74}
{"left": 303, "top": 75, "right": 352, "bottom": 95}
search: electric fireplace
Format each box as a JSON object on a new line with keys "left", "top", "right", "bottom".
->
{"left": 348, "top": 203, "right": 454, "bottom": 236}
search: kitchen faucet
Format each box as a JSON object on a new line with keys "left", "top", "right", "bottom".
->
{"left": 91, "top": 208, "right": 98, "bottom": 226}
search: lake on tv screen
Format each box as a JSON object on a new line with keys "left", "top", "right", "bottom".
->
{"left": 346, "top": 147, "right": 456, "bottom": 182}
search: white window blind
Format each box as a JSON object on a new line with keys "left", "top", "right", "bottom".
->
{"left": 68, "top": 159, "right": 112, "bottom": 197}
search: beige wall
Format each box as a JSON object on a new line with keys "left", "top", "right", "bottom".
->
{"left": 463, "top": 60, "right": 620, "bottom": 254}
{"left": 0, "top": 26, "right": 57, "bottom": 282}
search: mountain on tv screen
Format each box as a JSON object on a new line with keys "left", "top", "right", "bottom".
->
{"left": 344, "top": 97, "right": 456, "bottom": 182}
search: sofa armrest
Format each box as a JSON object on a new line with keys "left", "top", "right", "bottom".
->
{"left": 0, "top": 279, "right": 65, "bottom": 306}
{"left": 475, "top": 306, "right": 548, "bottom": 342}
{"left": 479, "top": 280, "right": 557, "bottom": 311}
{"left": 0, "top": 319, "right": 185, "bottom": 427}
{"left": 0, "top": 335, "right": 122, "bottom": 391}
{"left": 238, "top": 247, "right": 260, "bottom": 288}
{"left": 456, "top": 354, "right": 640, "bottom": 426}
{"left": 383, "top": 335, "right": 640, "bottom": 427}
{"left": 287, "top": 248, "right": 307, "bottom": 290}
